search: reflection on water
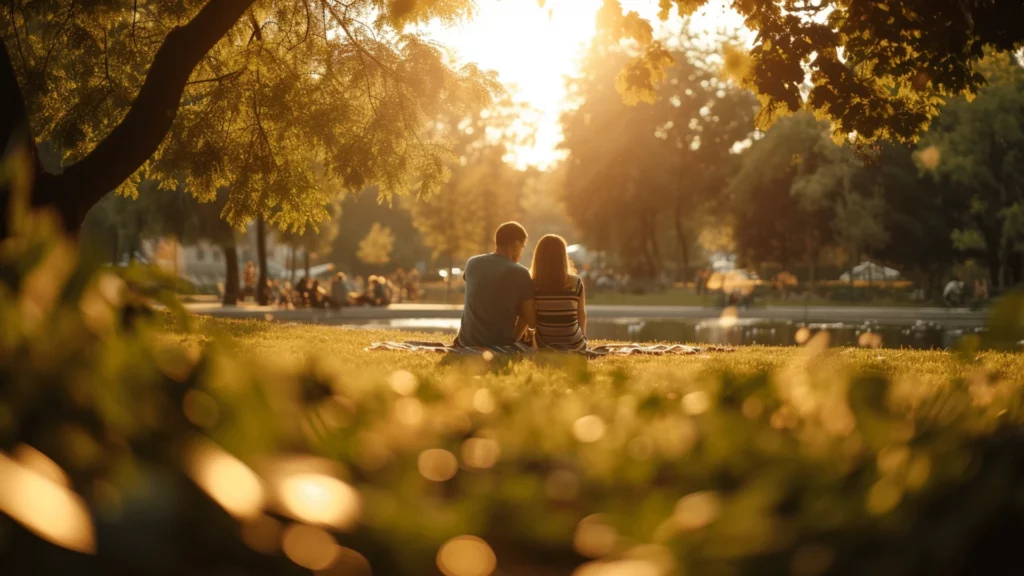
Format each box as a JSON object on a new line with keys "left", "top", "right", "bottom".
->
{"left": 343, "top": 317, "right": 985, "bottom": 350}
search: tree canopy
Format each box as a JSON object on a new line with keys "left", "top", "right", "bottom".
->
{"left": 1, "top": 0, "right": 498, "bottom": 235}
{"left": 599, "top": 0, "right": 1024, "bottom": 144}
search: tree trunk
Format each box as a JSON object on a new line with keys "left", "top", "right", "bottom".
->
{"left": 256, "top": 216, "right": 269, "bottom": 305}
{"left": 304, "top": 249, "right": 310, "bottom": 277}
{"left": 289, "top": 244, "right": 297, "bottom": 284}
{"left": 221, "top": 242, "right": 240, "bottom": 306}
{"left": 673, "top": 201, "right": 689, "bottom": 283}
{"left": 0, "top": 0, "right": 256, "bottom": 237}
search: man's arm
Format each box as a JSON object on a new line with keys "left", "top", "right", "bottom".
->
{"left": 513, "top": 298, "right": 537, "bottom": 342}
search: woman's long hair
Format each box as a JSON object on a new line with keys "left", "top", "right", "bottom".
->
{"left": 530, "top": 234, "right": 577, "bottom": 292}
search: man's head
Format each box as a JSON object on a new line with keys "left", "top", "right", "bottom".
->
{"left": 494, "top": 221, "right": 528, "bottom": 262}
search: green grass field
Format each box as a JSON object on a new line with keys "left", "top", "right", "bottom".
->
{"left": 156, "top": 318, "right": 1024, "bottom": 573}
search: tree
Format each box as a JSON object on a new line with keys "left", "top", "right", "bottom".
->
{"left": 331, "top": 188, "right": 429, "bottom": 276}
{"left": 561, "top": 33, "right": 756, "bottom": 278}
{"left": 915, "top": 53, "right": 1024, "bottom": 289}
{"left": 411, "top": 106, "right": 525, "bottom": 269}
{"left": 0, "top": 0, "right": 497, "bottom": 237}
{"left": 276, "top": 203, "right": 340, "bottom": 280}
{"left": 357, "top": 223, "right": 396, "bottom": 266}
{"left": 727, "top": 112, "right": 889, "bottom": 285}
{"left": 866, "top": 143, "right": 963, "bottom": 297}
{"left": 593, "top": 0, "right": 1024, "bottom": 145}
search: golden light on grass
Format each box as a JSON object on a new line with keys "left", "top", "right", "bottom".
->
{"left": 473, "top": 389, "right": 496, "bottom": 414}
{"left": 281, "top": 523, "right": 339, "bottom": 571}
{"left": 437, "top": 535, "right": 497, "bottom": 576}
{"left": 573, "top": 514, "right": 618, "bottom": 558}
{"left": 572, "top": 415, "right": 606, "bottom": 443}
{"left": 278, "top": 473, "right": 362, "bottom": 530}
{"left": 682, "top": 391, "right": 711, "bottom": 415}
{"left": 481, "top": 350, "right": 495, "bottom": 362}
{"left": 241, "top": 514, "right": 282, "bottom": 554}
{"left": 418, "top": 448, "right": 459, "bottom": 482}
{"left": 183, "top": 389, "right": 220, "bottom": 428}
{"left": 794, "top": 327, "right": 811, "bottom": 345}
{"left": 674, "top": 491, "right": 721, "bottom": 531}
{"left": 461, "top": 438, "right": 501, "bottom": 469}
{"left": 184, "top": 438, "right": 265, "bottom": 520}
{"left": 0, "top": 451, "right": 95, "bottom": 554}
{"left": 388, "top": 370, "right": 419, "bottom": 396}
{"left": 719, "top": 306, "right": 739, "bottom": 329}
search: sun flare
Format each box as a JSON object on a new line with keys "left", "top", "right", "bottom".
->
{"left": 426, "top": 0, "right": 747, "bottom": 168}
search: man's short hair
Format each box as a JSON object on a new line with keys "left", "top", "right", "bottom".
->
{"left": 494, "top": 221, "right": 528, "bottom": 247}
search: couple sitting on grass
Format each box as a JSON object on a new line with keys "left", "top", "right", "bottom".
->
{"left": 455, "top": 222, "right": 588, "bottom": 352}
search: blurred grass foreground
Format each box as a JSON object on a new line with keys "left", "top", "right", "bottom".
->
{"left": 4, "top": 216, "right": 1024, "bottom": 576}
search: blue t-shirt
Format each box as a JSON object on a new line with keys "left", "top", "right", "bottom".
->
{"left": 457, "top": 253, "right": 534, "bottom": 347}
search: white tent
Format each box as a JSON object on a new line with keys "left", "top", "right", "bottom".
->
{"left": 840, "top": 261, "right": 901, "bottom": 282}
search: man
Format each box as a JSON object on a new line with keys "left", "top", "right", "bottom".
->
{"left": 455, "top": 221, "right": 537, "bottom": 347}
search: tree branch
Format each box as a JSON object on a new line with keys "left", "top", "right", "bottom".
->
{"left": 39, "top": 0, "right": 256, "bottom": 230}
{"left": 185, "top": 68, "right": 245, "bottom": 86}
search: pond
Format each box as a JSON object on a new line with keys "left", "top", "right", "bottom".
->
{"left": 342, "top": 317, "right": 986, "bottom": 350}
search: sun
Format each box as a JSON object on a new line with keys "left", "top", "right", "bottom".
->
{"left": 426, "top": 0, "right": 748, "bottom": 169}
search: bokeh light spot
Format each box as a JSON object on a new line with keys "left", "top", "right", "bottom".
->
{"left": 473, "top": 389, "right": 496, "bottom": 414}
{"left": 794, "top": 327, "right": 811, "bottom": 345}
{"left": 437, "top": 535, "right": 497, "bottom": 576}
{"left": 282, "top": 523, "right": 339, "bottom": 570}
{"left": 388, "top": 370, "right": 419, "bottom": 396}
{"left": 461, "top": 438, "right": 501, "bottom": 469}
{"left": 278, "top": 473, "right": 362, "bottom": 530}
{"left": 0, "top": 451, "right": 96, "bottom": 553}
{"left": 674, "top": 491, "right": 721, "bottom": 531}
{"left": 682, "top": 391, "right": 710, "bottom": 415}
{"left": 572, "top": 415, "right": 606, "bottom": 443}
{"left": 573, "top": 514, "right": 618, "bottom": 558}
{"left": 184, "top": 438, "right": 265, "bottom": 520}
{"left": 241, "top": 514, "right": 282, "bottom": 554}
{"left": 418, "top": 449, "right": 459, "bottom": 482}
{"left": 866, "top": 477, "right": 904, "bottom": 516}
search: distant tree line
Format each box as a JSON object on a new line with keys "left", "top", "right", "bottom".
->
{"left": 560, "top": 32, "right": 1024, "bottom": 296}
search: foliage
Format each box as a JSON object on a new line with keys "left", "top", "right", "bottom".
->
{"left": 331, "top": 187, "right": 429, "bottom": 276}
{"left": 561, "top": 33, "right": 757, "bottom": 277}
{"left": 411, "top": 105, "right": 526, "bottom": 266}
{"left": 597, "top": 0, "right": 1024, "bottom": 144}
{"left": 356, "top": 222, "right": 396, "bottom": 266}
{"left": 2, "top": 0, "right": 500, "bottom": 231}
{"left": 727, "top": 112, "right": 891, "bottom": 281}
{"left": 5, "top": 219, "right": 1024, "bottom": 574}
{"left": 917, "top": 54, "right": 1024, "bottom": 288}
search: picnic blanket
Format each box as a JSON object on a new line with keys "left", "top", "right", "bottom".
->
{"left": 367, "top": 341, "right": 730, "bottom": 358}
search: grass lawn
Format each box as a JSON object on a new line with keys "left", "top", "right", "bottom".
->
{"left": 191, "top": 316, "right": 1018, "bottom": 381}
{"left": 159, "top": 318, "right": 1024, "bottom": 573}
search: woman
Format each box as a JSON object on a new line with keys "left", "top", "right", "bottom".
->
{"left": 529, "top": 234, "right": 588, "bottom": 351}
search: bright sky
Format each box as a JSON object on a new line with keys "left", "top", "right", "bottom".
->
{"left": 425, "top": 0, "right": 748, "bottom": 168}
